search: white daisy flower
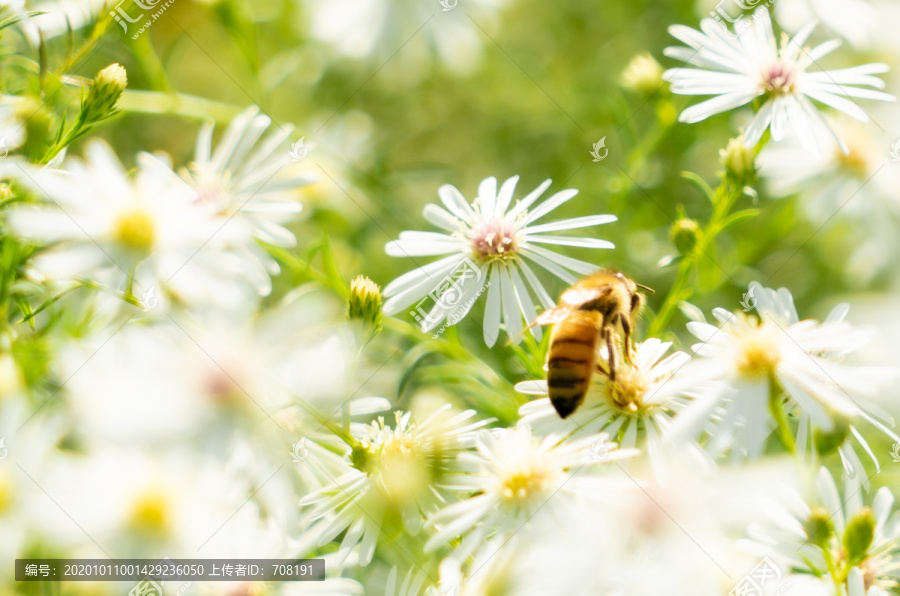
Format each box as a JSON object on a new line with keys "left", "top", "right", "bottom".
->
{"left": 744, "top": 467, "right": 900, "bottom": 595}
{"left": 299, "top": 406, "right": 491, "bottom": 566}
{"left": 663, "top": 7, "right": 895, "bottom": 152}
{"left": 666, "top": 282, "right": 898, "bottom": 461}
{"left": 382, "top": 175, "right": 617, "bottom": 347}
{"left": 180, "top": 105, "right": 316, "bottom": 250}
{"left": 7, "top": 140, "right": 269, "bottom": 309}
{"left": 423, "top": 425, "right": 636, "bottom": 560}
{"left": 516, "top": 338, "right": 711, "bottom": 475}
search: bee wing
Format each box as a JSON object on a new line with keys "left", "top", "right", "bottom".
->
{"left": 506, "top": 306, "right": 571, "bottom": 345}
{"left": 533, "top": 305, "right": 574, "bottom": 326}
{"left": 559, "top": 286, "right": 605, "bottom": 307}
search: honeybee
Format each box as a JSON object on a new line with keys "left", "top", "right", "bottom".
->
{"left": 532, "top": 269, "right": 651, "bottom": 419}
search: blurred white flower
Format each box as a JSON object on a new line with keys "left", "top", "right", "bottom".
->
{"left": 663, "top": 7, "right": 895, "bottom": 152}
{"left": 0, "top": 96, "right": 26, "bottom": 155}
{"left": 382, "top": 566, "right": 430, "bottom": 596}
{"left": 303, "top": 0, "right": 506, "bottom": 76}
{"left": 8, "top": 140, "right": 271, "bottom": 309}
{"left": 498, "top": 461, "right": 791, "bottom": 596}
{"left": 2, "top": 0, "right": 39, "bottom": 45}
{"left": 759, "top": 114, "right": 900, "bottom": 282}
{"left": 667, "top": 282, "right": 898, "bottom": 460}
{"left": 775, "top": 0, "right": 876, "bottom": 48}
{"left": 40, "top": 448, "right": 285, "bottom": 558}
{"left": 300, "top": 406, "right": 491, "bottom": 566}
{"left": 194, "top": 578, "right": 364, "bottom": 596}
{"left": 9, "top": 140, "right": 203, "bottom": 279}
{"left": 423, "top": 425, "right": 636, "bottom": 560}
{"left": 4, "top": 0, "right": 112, "bottom": 44}
{"left": 429, "top": 548, "right": 518, "bottom": 596}
{"left": 57, "top": 292, "right": 368, "bottom": 447}
{"left": 180, "top": 106, "right": 315, "bottom": 251}
{"left": 744, "top": 467, "right": 900, "bottom": 595}
{"left": 383, "top": 175, "right": 617, "bottom": 347}
{"left": 517, "top": 338, "right": 711, "bottom": 476}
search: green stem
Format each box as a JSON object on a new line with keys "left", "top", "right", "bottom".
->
{"left": 293, "top": 397, "right": 358, "bottom": 448}
{"left": 768, "top": 380, "right": 796, "bottom": 454}
{"left": 647, "top": 181, "right": 743, "bottom": 337}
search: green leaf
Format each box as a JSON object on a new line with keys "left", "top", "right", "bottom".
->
{"left": 716, "top": 208, "right": 761, "bottom": 232}
{"left": 0, "top": 10, "right": 44, "bottom": 31}
{"left": 320, "top": 232, "right": 349, "bottom": 297}
{"left": 680, "top": 171, "right": 716, "bottom": 205}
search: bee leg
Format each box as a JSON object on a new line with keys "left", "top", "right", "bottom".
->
{"left": 605, "top": 328, "right": 617, "bottom": 382}
{"left": 619, "top": 314, "right": 635, "bottom": 366}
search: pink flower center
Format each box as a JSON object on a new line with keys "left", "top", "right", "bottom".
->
{"left": 761, "top": 62, "right": 796, "bottom": 94}
{"left": 470, "top": 219, "right": 519, "bottom": 260}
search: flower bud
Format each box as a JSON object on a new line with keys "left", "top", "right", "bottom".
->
{"left": 720, "top": 137, "right": 757, "bottom": 186}
{"left": 813, "top": 417, "right": 851, "bottom": 456}
{"left": 350, "top": 442, "right": 376, "bottom": 475}
{"left": 0, "top": 184, "right": 12, "bottom": 201}
{"left": 621, "top": 53, "right": 664, "bottom": 94}
{"left": 803, "top": 506, "right": 834, "bottom": 549}
{"left": 347, "top": 275, "right": 383, "bottom": 335}
{"left": 669, "top": 216, "right": 700, "bottom": 256}
{"left": 843, "top": 506, "right": 876, "bottom": 564}
{"left": 16, "top": 97, "right": 53, "bottom": 160}
{"left": 82, "top": 63, "right": 127, "bottom": 124}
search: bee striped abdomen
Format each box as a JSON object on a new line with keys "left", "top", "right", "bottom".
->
{"left": 546, "top": 311, "right": 601, "bottom": 419}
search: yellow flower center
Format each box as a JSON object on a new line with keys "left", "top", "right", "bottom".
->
{"left": 607, "top": 366, "right": 649, "bottom": 414}
{"left": 114, "top": 209, "right": 155, "bottom": 254}
{"left": 735, "top": 325, "right": 781, "bottom": 378}
{"left": 500, "top": 469, "right": 545, "bottom": 502}
{"left": 128, "top": 490, "right": 170, "bottom": 534}
{"left": 373, "top": 430, "right": 430, "bottom": 504}
{"left": 0, "top": 472, "right": 12, "bottom": 514}
{"left": 835, "top": 145, "right": 869, "bottom": 176}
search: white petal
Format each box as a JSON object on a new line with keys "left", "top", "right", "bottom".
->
{"left": 522, "top": 188, "right": 579, "bottom": 225}
{"left": 438, "top": 184, "right": 475, "bottom": 224}
{"left": 482, "top": 265, "right": 502, "bottom": 347}
{"left": 525, "top": 214, "right": 617, "bottom": 233}
{"left": 525, "top": 235, "right": 615, "bottom": 249}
